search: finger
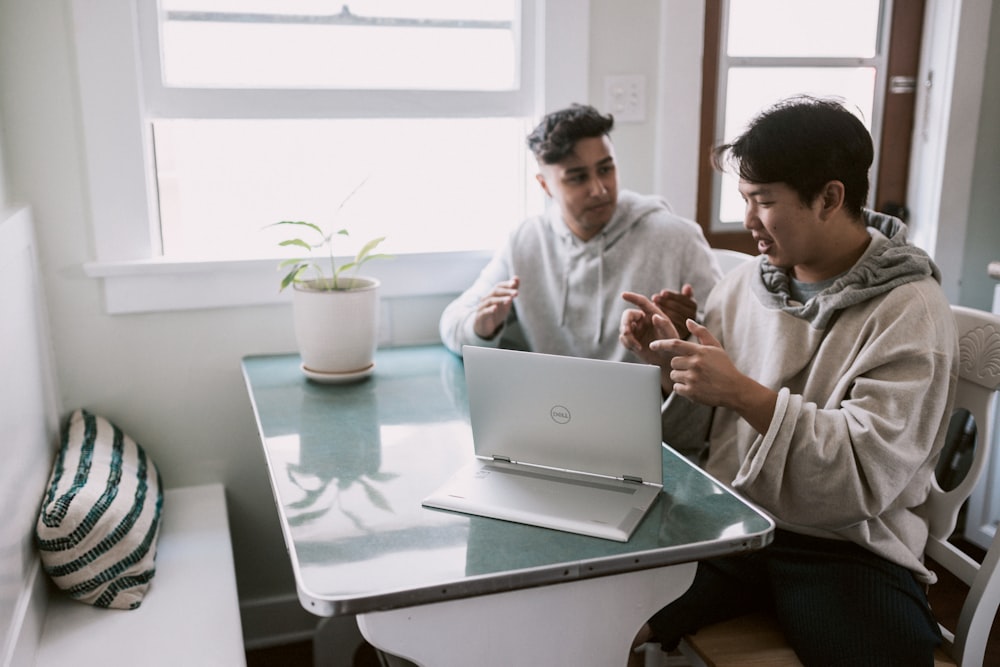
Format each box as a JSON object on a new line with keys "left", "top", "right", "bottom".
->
{"left": 650, "top": 313, "right": 680, "bottom": 340}
{"left": 659, "top": 298, "right": 697, "bottom": 320}
{"left": 481, "top": 295, "right": 511, "bottom": 309}
{"left": 650, "top": 337, "right": 696, "bottom": 355}
{"left": 622, "top": 291, "right": 664, "bottom": 317}
{"left": 492, "top": 286, "right": 519, "bottom": 298}
{"left": 687, "top": 319, "right": 721, "bottom": 347}
{"left": 619, "top": 308, "right": 643, "bottom": 331}
{"left": 655, "top": 290, "right": 696, "bottom": 310}
{"left": 681, "top": 283, "right": 694, "bottom": 297}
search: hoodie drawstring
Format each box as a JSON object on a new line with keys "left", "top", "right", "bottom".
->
{"left": 595, "top": 235, "right": 606, "bottom": 344}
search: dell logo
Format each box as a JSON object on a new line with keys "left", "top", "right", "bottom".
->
{"left": 550, "top": 405, "right": 571, "bottom": 424}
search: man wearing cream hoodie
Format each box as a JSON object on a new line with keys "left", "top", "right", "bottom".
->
{"left": 622, "top": 96, "right": 958, "bottom": 666}
{"left": 439, "top": 103, "right": 721, "bottom": 361}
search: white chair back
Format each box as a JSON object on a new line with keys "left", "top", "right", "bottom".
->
{"left": 711, "top": 248, "right": 755, "bottom": 275}
{"left": 923, "top": 304, "right": 1000, "bottom": 665}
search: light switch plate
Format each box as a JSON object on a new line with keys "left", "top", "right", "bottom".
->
{"left": 604, "top": 74, "right": 646, "bottom": 123}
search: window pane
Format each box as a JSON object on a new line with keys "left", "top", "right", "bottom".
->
{"left": 154, "top": 118, "right": 539, "bottom": 259}
{"left": 718, "top": 67, "right": 876, "bottom": 223}
{"left": 159, "top": 0, "right": 519, "bottom": 90}
{"left": 727, "top": 0, "right": 880, "bottom": 58}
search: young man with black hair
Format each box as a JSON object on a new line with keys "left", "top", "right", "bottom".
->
{"left": 440, "top": 103, "right": 720, "bottom": 361}
{"left": 621, "top": 96, "right": 958, "bottom": 666}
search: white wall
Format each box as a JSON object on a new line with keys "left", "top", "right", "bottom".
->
{"left": 587, "top": 0, "right": 662, "bottom": 197}
{"left": 1, "top": 0, "right": 997, "bottom": 648}
{"left": 0, "top": 0, "right": 303, "bottom": 627}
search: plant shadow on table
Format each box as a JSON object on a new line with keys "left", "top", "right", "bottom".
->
{"left": 283, "top": 382, "right": 398, "bottom": 532}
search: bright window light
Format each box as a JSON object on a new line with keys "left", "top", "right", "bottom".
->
{"left": 158, "top": 0, "right": 519, "bottom": 90}
{"left": 146, "top": 1, "right": 536, "bottom": 261}
{"left": 154, "top": 118, "right": 539, "bottom": 260}
{"left": 727, "top": 0, "right": 880, "bottom": 58}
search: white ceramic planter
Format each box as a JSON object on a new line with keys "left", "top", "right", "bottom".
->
{"left": 292, "top": 276, "right": 379, "bottom": 378}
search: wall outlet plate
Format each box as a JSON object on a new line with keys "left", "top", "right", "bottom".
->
{"left": 604, "top": 74, "right": 646, "bottom": 123}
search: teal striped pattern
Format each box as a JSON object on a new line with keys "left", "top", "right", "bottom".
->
{"left": 36, "top": 409, "right": 164, "bottom": 609}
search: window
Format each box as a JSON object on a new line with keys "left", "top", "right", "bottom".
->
{"left": 143, "top": 1, "right": 537, "bottom": 261}
{"left": 72, "top": 0, "right": 587, "bottom": 313}
{"left": 705, "top": 0, "right": 889, "bottom": 232}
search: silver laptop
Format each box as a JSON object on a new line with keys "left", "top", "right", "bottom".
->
{"left": 422, "top": 346, "right": 664, "bottom": 542}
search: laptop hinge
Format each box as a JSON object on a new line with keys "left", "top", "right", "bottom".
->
{"left": 492, "top": 455, "right": 513, "bottom": 463}
{"left": 623, "top": 475, "right": 643, "bottom": 484}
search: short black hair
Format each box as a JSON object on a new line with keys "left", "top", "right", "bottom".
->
{"left": 712, "top": 96, "right": 873, "bottom": 217}
{"left": 526, "top": 104, "right": 615, "bottom": 164}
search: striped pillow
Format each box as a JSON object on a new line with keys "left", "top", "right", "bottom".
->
{"left": 36, "top": 409, "right": 164, "bottom": 609}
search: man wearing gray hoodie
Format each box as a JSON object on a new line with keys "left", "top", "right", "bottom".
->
{"left": 439, "top": 104, "right": 721, "bottom": 362}
{"left": 621, "top": 96, "right": 957, "bottom": 666}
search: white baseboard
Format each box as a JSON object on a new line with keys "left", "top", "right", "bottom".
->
{"left": 240, "top": 593, "right": 320, "bottom": 650}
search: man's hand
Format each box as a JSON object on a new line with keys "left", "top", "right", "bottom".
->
{"left": 653, "top": 320, "right": 777, "bottom": 434}
{"left": 651, "top": 283, "right": 697, "bottom": 339}
{"left": 473, "top": 277, "right": 520, "bottom": 339}
{"left": 651, "top": 320, "right": 737, "bottom": 406}
{"left": 619, "top": 291, "right": 682, "bottom": 393}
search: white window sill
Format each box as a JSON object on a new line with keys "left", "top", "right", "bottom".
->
{"left": 84, "top": 251, "right": 492, "bottom": 315}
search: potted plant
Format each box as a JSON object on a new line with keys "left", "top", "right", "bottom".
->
{"left": 271, "top": 201, "right": 390, "bottom": 382}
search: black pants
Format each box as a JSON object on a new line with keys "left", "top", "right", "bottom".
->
{"left": 647, "top": 530, "right": 942, "bottom": 667}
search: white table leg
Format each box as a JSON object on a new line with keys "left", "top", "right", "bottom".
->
{"left": 356, "top": 563, "right": 697, "bottom": 667}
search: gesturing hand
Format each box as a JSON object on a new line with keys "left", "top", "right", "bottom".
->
{"left": 619, "top": 291, "right": 681, "bottom": 368}
{"left": 474, "top": 277, "right": 520, "bottom": 339}
{"left": 652, "top": 284, "right": 697, "bottom": 339}
{"left": 651, "top": 320, "right": 739, "bottom": 407}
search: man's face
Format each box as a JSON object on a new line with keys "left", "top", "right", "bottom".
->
{"left": 536, "top": 135, "right": 618, "bottom": 241}
{"left": 738, "top": 180, "right": 828, "bottom": 281}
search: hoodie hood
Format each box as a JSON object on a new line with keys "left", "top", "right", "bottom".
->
{"left": 754, "top": 209, "right": 941, "bottom": 329}
{"left": 546, "top": 190, "right": 671, "bottom": 343}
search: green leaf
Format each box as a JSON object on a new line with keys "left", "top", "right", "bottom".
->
{"left": 279, "top": 264, "right": 305, "bottom": 291}
{"left": 271, "top": 220, "right": 324, "bottom": 236}
{"left": 335, "top": 260, "right": 357, "bottom": 275}
{"left": 355, "top": 236, "right": 386, "bottom": 263}
{"left": 279, "top": 238, "right": 313, "bottom": 252}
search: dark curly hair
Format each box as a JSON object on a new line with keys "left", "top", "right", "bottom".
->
{"left": 712, "top": 96, "right": 873, "bottom": 218}
{"left": 526, "top": 104, "right": 615, "bottom": 165}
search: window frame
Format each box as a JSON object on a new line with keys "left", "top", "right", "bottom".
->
{"left": 71, "top": 0, "right": 588, "bottom": 314}
{"left": 704, "top": 0, "right": 892, "bottom": 234}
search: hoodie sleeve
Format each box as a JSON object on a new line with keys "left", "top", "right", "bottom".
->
{"left": 730, "top": 283, "right": 958, "bottom": 531}
{"left": 439, "top": 241, "right": 515, "bottom": 356}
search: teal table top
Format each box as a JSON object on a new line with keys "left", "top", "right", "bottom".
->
{"left": 242, "top": 346, "right": 773, "bottom": 616}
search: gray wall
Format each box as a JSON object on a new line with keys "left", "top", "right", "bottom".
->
{"left": 960, "top": 8, "right": 1000, "bottom": 311}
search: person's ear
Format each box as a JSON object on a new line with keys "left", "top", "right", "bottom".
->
{"left": 818, "top": 181, "right": 845, "bottom": 220}
{"left": 535, "top": 172, "right": 552, "bottom": 198}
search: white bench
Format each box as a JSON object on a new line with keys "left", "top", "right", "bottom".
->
{"left": 1, "top": 207, "right": 246, "bottom": 667}
{"left": 33, "top": 484, "right": 246, "bottom": 667}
